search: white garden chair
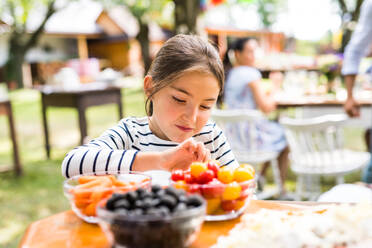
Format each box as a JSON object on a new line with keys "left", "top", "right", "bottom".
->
{"left": 280, "top": 114, "right": 370, "bottom": 200}
{"left": 212, "top": 109, "right": 282, "bottom": 199}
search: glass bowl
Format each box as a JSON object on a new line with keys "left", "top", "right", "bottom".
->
{"left": 96, "top": 190, "right": 206, "bottom": 248}
{"left": 171, "top": 178, "right": 256, "bottom": 221}
{"left": 63, "top": 172, "right": 151, "bottom": 223}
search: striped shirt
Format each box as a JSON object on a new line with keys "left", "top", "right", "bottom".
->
{"left": 61, "top": 116, "right": 238, "bottom": 178}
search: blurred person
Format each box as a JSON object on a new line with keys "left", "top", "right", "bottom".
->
{"left": 224, "top": 37, "right": 289, "bottom": 195}
{"left": 62, "top": 34, "right": 239, "bottom": 179}
{"left": 342, "top": 0, "right": 372, "bottom": 183}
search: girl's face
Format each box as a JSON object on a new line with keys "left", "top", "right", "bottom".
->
{"left": 145, "top": 71, "right": 220, "bottom": 143}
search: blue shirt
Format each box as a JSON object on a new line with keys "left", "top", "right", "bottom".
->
{"left": 225, "top": 66, "right": 261, "bottom": 109}
{"left": 224, "top": 66, "right": 286, "bottom": 152}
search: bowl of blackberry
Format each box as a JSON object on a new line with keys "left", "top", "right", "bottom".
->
{"left": 97, "top": 185, "right": 206, "bottom": 248}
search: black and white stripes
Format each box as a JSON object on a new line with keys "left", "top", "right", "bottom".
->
{"left": 61, "top": 116, "right": 238, "bottom": 178}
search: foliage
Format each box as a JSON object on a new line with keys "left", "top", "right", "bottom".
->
{"left": 1, "top": 0, "right": 60, "bottom": 88}
{"left": 332, "top": 0, "right": 364, "bottom": 52}
{"left": 208, "top": 0, "right": 286, "bottom": 29}
{"left": 255, "top": 0, "right": 284, "bottom": 29}
{"left": 115, "top": 0, "right": 171, "bottom": 23}
{"left": 113, "top": 0, "right": 172, "bottom": 73}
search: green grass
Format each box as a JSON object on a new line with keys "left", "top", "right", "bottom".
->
{"left": 0, "top": 84, "right": 366, "bottom": 247}
{"left": 0, "top": 85, "right": 146, "bottom": 248}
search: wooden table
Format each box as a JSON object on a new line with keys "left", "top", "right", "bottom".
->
{"left": 37, "top": 84, "right": 123, "bottom": 159}
{"left": 275, "top": 93, "right": 372, "bottom": 128}
{"left": 0, "top": 99, "right": 22, "bottom": 176}
{"left": 19, "top": 200, "right": 315, "bottom": 248}
{"left": 275, "top": 91, "right": 372, "bottom": 108}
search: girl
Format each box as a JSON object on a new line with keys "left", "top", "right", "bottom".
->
{"left": 62, "top": 34, "right": 239, "bottom": 178}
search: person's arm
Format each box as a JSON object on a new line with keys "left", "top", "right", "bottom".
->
{"left": 342, "top": 0, "right": 372, "bottom": 76}
{"left": 61, "top": 120, "right": 139, "bottom": 178}
{"left": 249, "top": 80, "right": 277, "bottom": 114}
{"left": 132, "top": 138, "right": 211, "bottom": 172}
{"left": 344, "top": 74, "right": 360, "bottom": 117}
{"left": 342, "top": 1, "right": 372, "bottom": 117}
{"left": 61, "top": 120, "right": 210, "bottom": 178}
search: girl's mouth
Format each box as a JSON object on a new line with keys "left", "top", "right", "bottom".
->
{"left": 176, "top": 125, "right": 193, "bottom": 132}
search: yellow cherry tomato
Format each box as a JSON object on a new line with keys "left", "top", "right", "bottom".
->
{"left": 222, "top": 182, "right": 242, "bottom": 201}
{"left": 217, "top": 166, "right": 234, "bottom": 183}
{"left": 190, "top": 162, "right": 207, "bottom": 178}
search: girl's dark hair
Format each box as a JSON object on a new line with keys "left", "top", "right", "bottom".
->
{"left": 145, "top": 34, "right": 224, "bottom": 116}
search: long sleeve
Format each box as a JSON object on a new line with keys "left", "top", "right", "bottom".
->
{"left": 209, "top": 124, "right": 239, "bottom": 168}
{"left": 61, "top": 120, "right": 138, "bottom": 178}
{"left": 342, "top": 0, "right": 372, "bottom": 75}
{"left": 194, "top": 122, "right": 239, "bottom": 169}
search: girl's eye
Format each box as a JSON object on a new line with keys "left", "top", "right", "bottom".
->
{"left": 200, "top": 105, "right": 211, "bottom": 110}
{"left": 172, "top": 96, "right": 186, "bottom": 103}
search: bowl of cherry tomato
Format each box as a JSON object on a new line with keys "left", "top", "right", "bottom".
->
{"left": 170, "top": 161, "right": 256, "bottom": 221}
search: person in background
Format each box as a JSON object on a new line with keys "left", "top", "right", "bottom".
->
{"left": 223, "top": 37, "right": 289, "bottom": 195}
{"left": 342, "top": 0, "right": 372, "bottom": 183}
{"left": 61, "top": 34, "right": 239, "bottom": 179}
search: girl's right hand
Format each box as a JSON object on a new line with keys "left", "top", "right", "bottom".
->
{"left": 162, "top": 138, "right": 211, "bottom": 171}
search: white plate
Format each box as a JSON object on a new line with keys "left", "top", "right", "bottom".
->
{"left": 143, "top": 170, "right": 171, "bottom": 187}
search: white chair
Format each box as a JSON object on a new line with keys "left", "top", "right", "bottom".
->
{"left": 280, "top": 114, "right": 370, "bottom": 200}
{"left": 212, "top": 109, "right": 282, "bottom": 199}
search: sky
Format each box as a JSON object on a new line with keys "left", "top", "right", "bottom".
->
{"left": 274, "top": 0, "right": 341, "bottom": 40}
{"left": 205, "top": 0, "right": 342, "bottom": 41}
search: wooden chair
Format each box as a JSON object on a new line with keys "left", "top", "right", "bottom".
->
{"left": 211, "top": 109, "right": 282, "bottom": 199}
{"left": 280, "top": 114, "right": 370, "bottom": 200}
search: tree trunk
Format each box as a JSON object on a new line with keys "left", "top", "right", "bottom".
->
{"left": 338, "top": 0, "right": 364, "bottom": 52}
{"left": 4, "top": 35, "right": 26, "bottom": 88}
{"left": 3, "top": 1, "right": 56, "bottom": 88}
{"left": 341, "top": 29, "right": 353, "bottom": 53}
{"left": 173, "top": 0, "right": 201, "bottom": 34}
{"left": 136, "top": 20, "right": 151, "bottom": 74}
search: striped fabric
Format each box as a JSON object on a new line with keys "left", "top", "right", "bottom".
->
{"left": 61, "top": 117, "right": 238, "bottom": 178}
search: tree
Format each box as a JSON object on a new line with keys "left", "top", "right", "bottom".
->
{"left": 173, "top": 0, "right": 201, "bottom": 34}
{"left": 255, "top": 0, "right": 284, "bottom": 29}
{"left": 1, "top": 0, "right": 59, "bottom": 88}
{"left": 335, "top": 0, "right": 364, "bottom": 52}
{"left": 118, "top": 0, "right": 171, "bottom": 74}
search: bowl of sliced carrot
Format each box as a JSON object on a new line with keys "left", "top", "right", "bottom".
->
{"left": 63, "top": 172, "right": 151, "bottom": 223}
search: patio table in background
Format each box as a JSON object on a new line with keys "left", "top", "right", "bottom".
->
{"left": 275, "top": 92, "right": 372, "bottom": 128}
{"left": 19, "top": 200, "right": 322, "bottom": 248}
{"left": 0, "top": 99, "right": 22, "bottom": 176}
{"left": 36, "top": 83, "right": 123, "bottom": 159}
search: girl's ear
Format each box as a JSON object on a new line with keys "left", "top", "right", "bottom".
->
{"left": 143, "top": 75, "right": 153, "bottom": 97}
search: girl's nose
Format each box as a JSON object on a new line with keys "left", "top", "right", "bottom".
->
{"left": 185, "top": 105, "right": 198, "bottom": 123}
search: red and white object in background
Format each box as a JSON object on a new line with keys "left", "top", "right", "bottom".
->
{"left": 67, "top": 58, "right": 100, "bottom": 83}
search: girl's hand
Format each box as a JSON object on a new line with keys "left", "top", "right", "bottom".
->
{"left": 162, "top": 138, "right": 211, "bottom": 171}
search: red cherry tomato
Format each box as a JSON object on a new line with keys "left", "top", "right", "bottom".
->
{"left": 187, "top": 184, "right": 201, "bottom": 195}
{"left": 221, "top": 200, "right": 237, "bottom": 211}
{"left": 184, "top": 173, "right": 194, "bottom": 184}
{"left": 171, "top": 169, "right": 184, "bottom": 181}
{"left": 201, "top": 178, "right": 224, "bottom": 198}
{"left": 207, "top": 161, "right": 219, "bottom": 177}
{"left": 197, "top": 169, "right": 215, "bottom": 184}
